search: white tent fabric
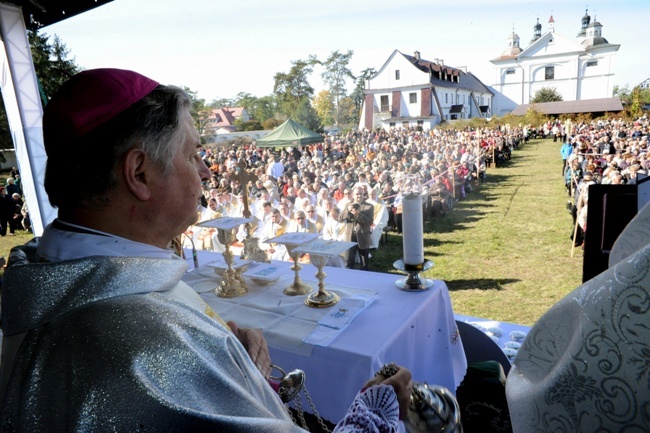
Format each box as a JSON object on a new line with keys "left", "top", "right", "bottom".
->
{"left": 0, "top": 3, "right": 56, "bottom": 236}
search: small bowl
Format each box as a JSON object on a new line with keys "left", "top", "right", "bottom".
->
{"left": 250, "top": 277, "right": 279, "bottom": 286}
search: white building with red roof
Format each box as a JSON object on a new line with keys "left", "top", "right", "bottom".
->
{"left": 358, "top": 49, "right": 493, "bottom": 131}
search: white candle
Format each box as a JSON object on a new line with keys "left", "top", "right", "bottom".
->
{"left": 402, "top": 193, "right": 424, "bottom": 265}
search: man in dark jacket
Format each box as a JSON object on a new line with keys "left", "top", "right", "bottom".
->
{"left": 339, "top": 185, "right": 374, "bottom": 270}
{"left": 0, "top": 187, "right": 16, "bottom": 236}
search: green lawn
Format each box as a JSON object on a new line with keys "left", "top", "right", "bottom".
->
{"left": 371, "top": 138, "right": 582, "bottom": 326}
{"left": 0, "top": 140, "right": 581, "bottom": 326}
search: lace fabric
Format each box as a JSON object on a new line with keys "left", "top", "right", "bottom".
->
{"left": 334, "top": 384, "right": 404, "bottom": 433}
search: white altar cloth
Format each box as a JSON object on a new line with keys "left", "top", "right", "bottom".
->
{"left": 185, "top": 250, "right": 467, "bottom": 423}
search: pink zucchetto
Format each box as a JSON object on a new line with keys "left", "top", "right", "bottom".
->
{"left": 43, "top": 68, "right": 159, "bottom": 154}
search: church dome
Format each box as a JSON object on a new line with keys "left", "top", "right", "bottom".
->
{"left": 500, "top": 46, "right": 523, "bottom": 58}
{"left": 582, "top": 35, "right": 609, "bottom": 48}
{"left": 582, "top": 19, "right": 608, "bottom": 48}
{"left": 500, "top": 31, "right": 522, "bottom": 58}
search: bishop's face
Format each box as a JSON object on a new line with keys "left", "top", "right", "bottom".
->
{"left": 149, "top": 110, "right": 210, "bottom": 244}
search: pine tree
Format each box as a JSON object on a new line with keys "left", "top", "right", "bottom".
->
{"left": 531, "top": 87, "right": 563, "bottom": 103}
{"left": 0, "top": 31, "right": 80, "bottom": 149}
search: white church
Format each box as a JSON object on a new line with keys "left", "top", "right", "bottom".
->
{"left": 491, "top": 10, "right": 620, "bottom": 116}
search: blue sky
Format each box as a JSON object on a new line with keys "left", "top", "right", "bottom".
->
{"left": 45, "top": 0, "right": 647, "bottom": 102}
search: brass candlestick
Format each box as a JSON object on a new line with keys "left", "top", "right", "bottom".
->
{"left": 304, "top": 253, "right": 340, "bottom": 308}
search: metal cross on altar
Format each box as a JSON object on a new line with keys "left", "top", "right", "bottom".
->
{"left": 232, "top": 159, "right": 257, "bottom": 219}
{"left": 232, "top": 159, "right": 268, "bottom": 262}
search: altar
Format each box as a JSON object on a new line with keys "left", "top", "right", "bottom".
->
{"left": 184, "top": 250, "right": 467, "bottom": 423}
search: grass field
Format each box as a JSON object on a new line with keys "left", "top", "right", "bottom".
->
{"left": 371, "top": 137, "right": 582, "bottom": 326}
{"left": 0, "top": 138, "right": 582, "bottom": 326}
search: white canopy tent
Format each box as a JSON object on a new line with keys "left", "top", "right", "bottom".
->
{"left": 0, "top": 1, "right": 114, "bottom": 235}
{"left": 0, "top": 3, "right": 55, "bottom": 235}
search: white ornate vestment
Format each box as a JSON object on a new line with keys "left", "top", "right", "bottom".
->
{"left": 506, "top": 202, "right": 650, "bottom": 432}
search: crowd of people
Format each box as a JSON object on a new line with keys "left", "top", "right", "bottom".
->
{"left": 0, "top": 167, "right": 28, "bottom": 237}
{"left": 0, "top": 69, "right": 413, "bottom": 432}
{"left": 3, "top": 66, "right": 650, "bottom": 432}
{"left": 185, "top": 124, "right": 525, "bottom": 269}
{"left": 560, "top": 115, "right": 650, "bottom": 246}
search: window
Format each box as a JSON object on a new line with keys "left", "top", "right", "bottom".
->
{"left": 506, "top": 68, "right": 515, "bottom": 75}
{"left": 417, "top": 120, "right": 423, "bottom": 127}
{"left": 445, "top": 93, "right": 448, "bottom": 104}
{"left": 586, "top": 60, "right": 598, "bottom": 67}
{"left": 380, "top": 95, "right": 389, "bottom": 112}
{"left": 409, "top": 93, "right": 417, "bottom": 103}
{"left": 389, "top": 122, "right": 395, "bottom": 128}
{"left": 395, "top": 70, "right": 400, "bottom": 80}
{"left": 402, "top": 121, "right": 409, "bottom": 128}
{"left": 450, "top": 114, "right": 458, "bottom": 120}
{"left": 545, "top": 66, "right": 554, "bottom": 80}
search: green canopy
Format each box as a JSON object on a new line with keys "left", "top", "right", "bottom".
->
{"left": 256, "top": 119, "right": 324, "bottom": 147}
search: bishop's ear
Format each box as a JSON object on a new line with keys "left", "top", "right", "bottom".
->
{"left": 122, "top": 148, "right": 152, "bottom": 201}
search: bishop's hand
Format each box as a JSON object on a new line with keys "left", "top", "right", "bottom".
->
{"left": 228, "top": 320, "right": 272, "bottom": 379}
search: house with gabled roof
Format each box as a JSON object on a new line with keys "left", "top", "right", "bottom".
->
{"left": 491, "top": 11, "right": 620, "bottom": 115}
{"left": 358, "top": 49, "right": 493, "bottom": 131}
{"left": 639, "top": 78, "right": 650, "bottom": 90}
{"left": 202, "top": 107, "right": 250, "bottom": 137}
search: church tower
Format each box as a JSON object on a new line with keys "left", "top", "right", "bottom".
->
{"left": 491, "top": 9, "right": 620, "bottom": 115}
{"left": 530, "top": 18, "right": 542, "bottom": 43}
{"left": 577, "top": 8, "right": 591, "bottom": 39}
{"left": 501, "top": 30, "right": 523, "bottom": 58}
{"left": 582, "top": 15, "right": 608, "bottom": 48}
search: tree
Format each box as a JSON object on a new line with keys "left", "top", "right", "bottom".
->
{"left": 273, "top": 58, "right": 316, "bottom": 117}
{"left": 319, "top": 50, "right": 355, "bottom": 125}
{"left": 615, "top": 84, "right": 650, "bottom": 109}
{"left": 253, "top": 95, "right": 279, "bottom": 124}
{"left": 350, "top": 67, "right": 376, "bottom": 123}
{"left": 234, "top": 119, "right": 263, "bottom": 131}
{"left": 29, "top": 31, "right": 81, "bottom": 100}
{"left": 183, "top": 86, "right": 212, "bottom": 139}
{"left": 262, "top": 118, "right": 283, "bottom": 130}
{"left": 531, "top": 87, "right": 563, "bottom": 103}
{"left": 313, "top": 90, "right": 335, "bottom": 127}
{"left": 233, "top": 92, "right": 279, "bottom": 124}
{"left": 292, "top": 97, "right": 321, "bottom": 133}
{"left": 208, "top": 98, "right": 234, "bottom": 108}
{"left": 613, "top": 85, "right": 630, "bottom": 101}
{"left": 0, "top": 31, "right": 80, "bottom": 149}
{"left": 232, "top": 92, "right": 257, "bottom": 115}
{"left": 337, "top": 96, "right": 357, "bottom": 126}
{"left": 627, "top": 86, "right": 644, "bottom": 119}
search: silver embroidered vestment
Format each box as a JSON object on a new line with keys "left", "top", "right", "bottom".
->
{"left": 0, "top": 240, "right": 303, "bottom": 432}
